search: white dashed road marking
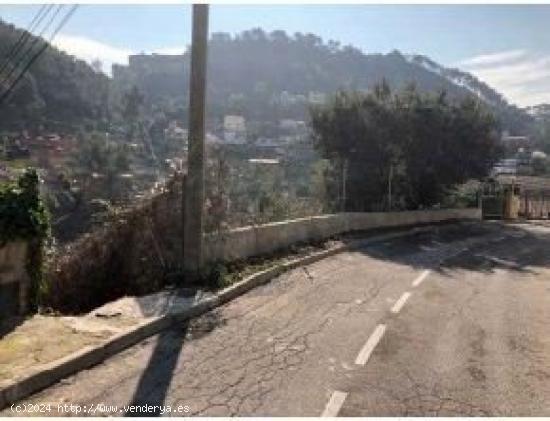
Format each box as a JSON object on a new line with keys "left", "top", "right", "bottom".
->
{"left": 412, "top": 269, "right": 431, "bottom": 287}
{"left": 390, "top": 291, "right": 412, "bottom": 314}
{"left": 355, "top": 324, "right": 387, "bottom": 366}
{"left": 322, "top": 266, "right": 434, "bottom": 414}
{"left": 321, "top": 391, "right": 348, "bottom": 417}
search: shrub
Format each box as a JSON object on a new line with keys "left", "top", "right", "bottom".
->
{"left": 0, "top": 168, "right": 50, "bottom": 310}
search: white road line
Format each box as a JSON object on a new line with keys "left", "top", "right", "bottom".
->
{"left": 321, "top": 391, "right": 348, "bottom": 417}
{"left": 355, "top": 324, "right": 386, "bottom": 366}
{"left": 412, "top": 269, "right": 431, "bottom": 287}
{"left": 390, "top": 291, "right": 412, "bottom": 314}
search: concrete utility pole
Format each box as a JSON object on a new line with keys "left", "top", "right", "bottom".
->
{"left": 387, "top": 162, "right": 393, "bottom": 211}
{"left": 184, "top": 4, "right": 209, "bottom": 273}
{"left": 341, "top": 158, "right": 348, "bottom": 212}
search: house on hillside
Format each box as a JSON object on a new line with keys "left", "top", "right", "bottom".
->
{"left": 501, "top": 131, "right": 531, "bottom": 155}
{"left": 279, "top": 119, "right": 306, "bottom": 132}
{"left": 252, "top": 137, "right": 285, "bottom": 158}
{"left": 223, "top": 115, "right": 247, "bottom": 145}
{"left": 492, "top": 132, "right": 538, "bottom": 176}
{"left": 165, "top": 121, "right": 188, "bottom": 151}
{"left": 308, "top": 91, "right": 326, "bottom": 105}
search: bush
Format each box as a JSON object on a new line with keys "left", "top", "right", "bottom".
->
{"left": 310, "top": 84, "right": 502, "bottom": 210}
{"left": 0, "top": 168, "right": 49, "bottom": 243}
{"left": 0, "top": 168, "right": 50, "bottom": 310}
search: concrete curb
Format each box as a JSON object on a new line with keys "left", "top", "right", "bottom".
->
{"left": 0, "top": 222, "right": 467, "bottom": 410}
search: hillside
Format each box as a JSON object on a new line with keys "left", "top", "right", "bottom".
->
{"left": 408, "top": 54, "right": 533, "bottom": 136}
{"left": 526, "top": 104, "right": 550, "bottom": 121}
{"left": 0, "top": 23, "right": 534, "bottom": 135}
{"left": 0, "top": 20, "right": 110, "bottom": 132}
{"left": 113, "top": 28, "right": 533, "bottom": 134}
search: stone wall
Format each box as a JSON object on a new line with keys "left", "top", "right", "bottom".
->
{"left": 203, "top": 208, "right": 481, "bottom": 263}
{"left": 0, "top": 241, "right": 29, "bottom": 318}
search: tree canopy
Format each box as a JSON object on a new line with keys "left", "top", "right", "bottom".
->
{"left": 310, "top": 84, "right": 502, "bottom": 211}
{"left": 0, "top": 20, "right": 110, "bottom": 132}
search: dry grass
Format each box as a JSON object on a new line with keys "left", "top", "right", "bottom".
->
{"left": 42, "top": 173, "right": 185, "bottom": 314}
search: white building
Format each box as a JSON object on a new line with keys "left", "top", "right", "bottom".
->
{"left": 308, "top": 91, "right": 326, "bottom": 105}
{"left": 279, "top": 119, "right": 306, "bottom": 132}
{"left": 223, "top": 115, "right": 247, "bottom": 145}
{"left": 223, "top": 115, "right": 246, "bottom": 132}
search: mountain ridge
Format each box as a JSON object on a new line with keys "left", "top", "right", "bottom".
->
{"left": 0, "top": 23, "right": 536, "bottom": 135}
{"left": 112, "top": 29, "right": 533, "bottom": 134}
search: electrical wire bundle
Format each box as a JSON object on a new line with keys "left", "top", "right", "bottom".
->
{"left": 0, "top": 4, "right": 79, "bottom": 106}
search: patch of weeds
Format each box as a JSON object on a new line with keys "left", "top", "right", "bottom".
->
{"left": 202, "top": 238, "right": 338, "bottom": 291}
{"left": 201, "top": 262, "right": 230, "bottom": 289}
{"left": 175, "top": 238, "right": 339, "bottom": 292}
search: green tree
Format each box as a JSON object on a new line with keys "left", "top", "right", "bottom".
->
{"left": 121, "top": 86, "right": 145, "bottom": 140}
{"left": 73, "top": 132, "right": 131, "bottom": 201}
{"left": 310, "top": 85, "right": 501, "bottom": 210}
{"left": 310, "top": 86, "right": 402, "bottom": 210}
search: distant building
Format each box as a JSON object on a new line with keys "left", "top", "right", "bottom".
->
{"left": 206, "top": 132, "right": 223, "bottom": 145}
{"left": 277, "top": 91, "right": 308, "bottom": 107}
{"left": 223, "top": 115, "right": 246, "bottom": 132}
{"left": 3, "top": 138, "right": 29, "bottom": 160}
{"left": 279, "top": 119, "right": 306, "bottom": 132}
{"left": 128, "top": 53, "right": 185, "bottom": 73}
{"left": 112, "top": 53, "right": 187, "bottom": 78}
{"left": 501, "top": 132, "right": 531, "bottom": 155}
{"left": 223, "top": 115, "right": 247, "bottom": 145}
{"left": 255, "top": 137, "right": 280, "bottom": 148}
{"left": 493, "top": 132, "right": 533, "bottom": 175}
{"left": 252, "top": 137, "right": 284, "bottom": 158}
{"left": 25, "top": 133, "right": 77, "bottom": 170}
{"left": 492, "top": 158, "right": 519, "bottom": 176}
{"left": 248, "top": 158, "right": 280, "bottom": 165}
{"left": 111, "top": 63, "right": 127, "bottom": 81}
{"left": 111, "top": 53, "right": 188, "bottom": 100}
{"left": 308, "top": 91, "right": 326, "bottom": 105}
{"left": 165, "top": 121, "right": 188, "bottom": 150}
{"left": 0, "top": 163, "right": 13, "bottom": 181}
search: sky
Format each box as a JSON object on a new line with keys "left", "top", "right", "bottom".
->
{"left": 1, "top": 4, "right": 549, "bottom": 107}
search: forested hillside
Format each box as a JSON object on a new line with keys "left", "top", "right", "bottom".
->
{"left": 0, "top": 20, "right": 110, "bottom": 132}
{"left": 114, "top": 28, "right": 533, "bottom": 134}
{"left": 0, "top": 22, "right": 535, "bottom": 135}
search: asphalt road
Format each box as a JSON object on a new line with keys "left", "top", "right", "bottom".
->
{"left": 5, "top": 221, "right": 550, "bottom": 416}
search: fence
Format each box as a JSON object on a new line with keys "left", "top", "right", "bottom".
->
{"left": 520, "top": 193, "right": 550, "bottom": 219}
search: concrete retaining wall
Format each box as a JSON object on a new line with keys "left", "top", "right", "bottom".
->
{"left": 0, "top": 241, "right": 29, "bottom": 318}
{"left": 204, "top": 208, "right": 481, "bottom": 263}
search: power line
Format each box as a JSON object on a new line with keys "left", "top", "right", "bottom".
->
{"left": 0, "top": 5, "right": 56, "bottom": 88}
{"left": 0, "top": 5, "right": 78, "bottom": 106}
{"left": 0, "top": 4, "right": 51, "bottom": 79}
{"left": 0, "top": 5, "right": 64, "bottom": 93}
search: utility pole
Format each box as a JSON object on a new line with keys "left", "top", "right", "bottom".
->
{"left": 387, "top": 162, "right": 393, "bottom": 211}
{"left": 184, "top": 4, "right": 209, "bottom": 273}
{"left": 341, "top": 158, "right": 348, "bottom": 212}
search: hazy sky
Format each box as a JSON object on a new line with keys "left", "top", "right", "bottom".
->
{"left": 1, "top": 4, "right": 549, "bottom": 106}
